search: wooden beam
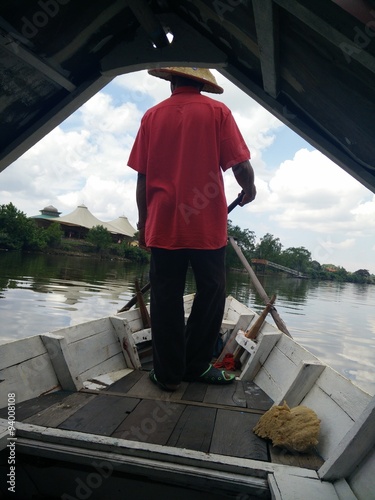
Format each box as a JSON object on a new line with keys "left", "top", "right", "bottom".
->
{"left": 41, "top": 334, "right": 83, "bottom": 391}
{"left": 274, "top": 360, "right": 325, "bottom": 407}
{"left": 319, "top": 394, "right": 375, "bottom": 480}
{"left": 100, "top": 13, "right": 227, "bottom": 77}
{"left": 110, "top": 316, "right": 142, "bottom": 369}
{"left": 0, "top": 32, "right": 76, "bottom": 91}
{"left": 253, "top": 0, "right": 280, "bottom": 97}
{"left": 126, "top": 0, "right": 170, "bottom": 48}
{"left": 238, "top": 328, "right": 282, "bottom": 382}
{"left": 274, "top": 0, "right": 375, "bottom": 74}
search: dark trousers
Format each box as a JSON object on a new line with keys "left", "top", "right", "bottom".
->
{"left": 149, "top": 247, "right": 226, "bottom": 384}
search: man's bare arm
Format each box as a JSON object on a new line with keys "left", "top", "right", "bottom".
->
{"left": 232, "top": 160, "right": 256, "bottom": 205}
{"left": 136, "top": 173, "right": 147, "bottom": 248}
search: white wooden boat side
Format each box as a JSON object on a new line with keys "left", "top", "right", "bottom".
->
{"left": 223, "top": 295, "right": 256, "bottom": 322}
{"left": 252, "top": 333, "right": 320, "bottom": 402}
{"left": 0, "top": 335, "right": 59, "bottom": 408}
{"left": 58, "top": 316, "right": 113, "bottom": 343}
{"left": 0, "top": 418, "right": 9, "bottom": 450}
{"left": 269, "top": 471, "right": 340, "bottom": 500}
{"left": 319, "top": 394, "right": 375, "bottom": 500}
{"left": 0, "top": 311, "right": 146, "bottom": 407}
{"left": 116, "top": 308, "right": 145, "bottom": 333}
{"left": 240, "top": 330, "right": 372, "bottom": 462}
{"left": 42, "top": 312, "right": 148, "bottom": 383}
{"left": 347, "top": 447, "right": 375, "bottom": 500}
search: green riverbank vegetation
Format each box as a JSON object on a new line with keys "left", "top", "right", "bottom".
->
{"left": 227, "top": 220, "right": 374, "bottom": 284}
{"left": 0, "top": 203, "right": 373, "bottom": 284}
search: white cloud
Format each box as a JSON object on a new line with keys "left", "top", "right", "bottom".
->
{"left": 258, "top": 148, "right": 372, "bottom": 232}
{"left": 115, "top": 70, "right": 171, "bottom": 107}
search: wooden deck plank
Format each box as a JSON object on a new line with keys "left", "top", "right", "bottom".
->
{"left": 167, "top": 405, "right": 216, "bottom": 453}
{"left": 0, "top": 391, "right": 72, "bottom": 421}
{"left": 23, "top": 392, "right": 96, "bottom": 427}
{"left": 181, "top": 382, "right": 208, "bottom": 402}
{"left": 210, "top": 409, "right": 269, "bottom": 461}
{"left": 243, "top": 381, "right": 274, "bottom": 411}
{"left": 204, "top": 381, "right": 247, "bottom": 408}
{"left": 126, "top": 372, "right": 188, "bottom": 401}
{"left": 58, "top": 395, "right": 140, "bottom": 436}
{"left": 103, "top": 369, "right": 144, "bottom": 393}
{"left": 111, "top": 399, "right": 185, "bottom": 445}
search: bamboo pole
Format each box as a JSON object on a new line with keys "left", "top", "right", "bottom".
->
{"left": 228, "top": 236, "right": 292, "bottom": 338}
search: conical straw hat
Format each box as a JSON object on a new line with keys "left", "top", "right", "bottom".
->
{"left": 148, "top": 67, "right": 223, "bottom": 94}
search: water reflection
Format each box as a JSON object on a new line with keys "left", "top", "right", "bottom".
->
{"left": 1, "top": 251, "right": 374, "bottom": 395}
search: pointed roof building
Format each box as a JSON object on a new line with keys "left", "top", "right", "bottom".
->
{"left": 58, "top": 204, "right": 105, "bottom": 229}
{"left": 57, "top": 204, "right": 136, "bottom": 238}
{"left": 107, "top": 215, "right": 136, "bottom": 237}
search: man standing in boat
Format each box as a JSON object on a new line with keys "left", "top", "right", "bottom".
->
{"left": 128, "top": 67, "right": 256, "bottom": 391}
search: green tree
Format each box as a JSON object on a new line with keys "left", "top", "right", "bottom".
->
{"left": 255, "top": 233, "right": 283, "bottom": 262}
{"left": 227, "top": 220, "right": 256, "bottom": 268}
{"left": 353, "top": 269, "right": 370, "bottom": 278}
{"left": 350, "top": 269, "right": 371, "bottom": 284}
{"left": 334, "top": 266, "right": 348, "bottom": 281}
{"left": 281, "top": 246, "right": 311, "bottom": 273}
{"left": 308, "top": 260, "right": 322, "bottom": 278}
{"left": 0, "top": 202, "right": 45, "bottom": 250}
{"left": 45, "top": 223, "right": 63, "bottom": 248}
{"left": 86, "top": 225, "right": 112, "bottom": 254}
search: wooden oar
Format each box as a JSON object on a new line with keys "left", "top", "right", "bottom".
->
{"left": 135, "top": 279, "right": 151, "bottom": 328}
{"left": 118, "top": 192, "right": 245, "bottom": 313}
{"left": 118, "top": 282, "right": 150, "bottom": 313}
{"left": 229, "top": 236, "right": 292, "bottom": 338}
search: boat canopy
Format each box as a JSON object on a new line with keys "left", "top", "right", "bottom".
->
{"left": 0, "top": 0, "right": 374, "bottom": 192}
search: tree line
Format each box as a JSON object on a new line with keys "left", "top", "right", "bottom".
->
{"left": 0, "top": 203, "right": 373, "bottom": 284}
{"left": 0, "top": 202, "right": 148, "bottom": 263}
{"left": 227, "top": 220, "right": 374, "bottom": 284}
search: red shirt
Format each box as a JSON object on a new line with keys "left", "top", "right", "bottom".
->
{"left": 128, "top": 87, "right": 250, "bottom": 249}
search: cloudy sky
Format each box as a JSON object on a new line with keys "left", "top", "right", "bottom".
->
{"left": 1, "top": 70, "right": 374, "bottom": 273}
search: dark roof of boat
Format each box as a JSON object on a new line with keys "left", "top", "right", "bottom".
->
{"left": 1, "top": 1, "right": 374, "bottom": 192}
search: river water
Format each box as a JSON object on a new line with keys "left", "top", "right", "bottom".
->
{"left": 1, "top": 252, "right": 374, "bottom": 396}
